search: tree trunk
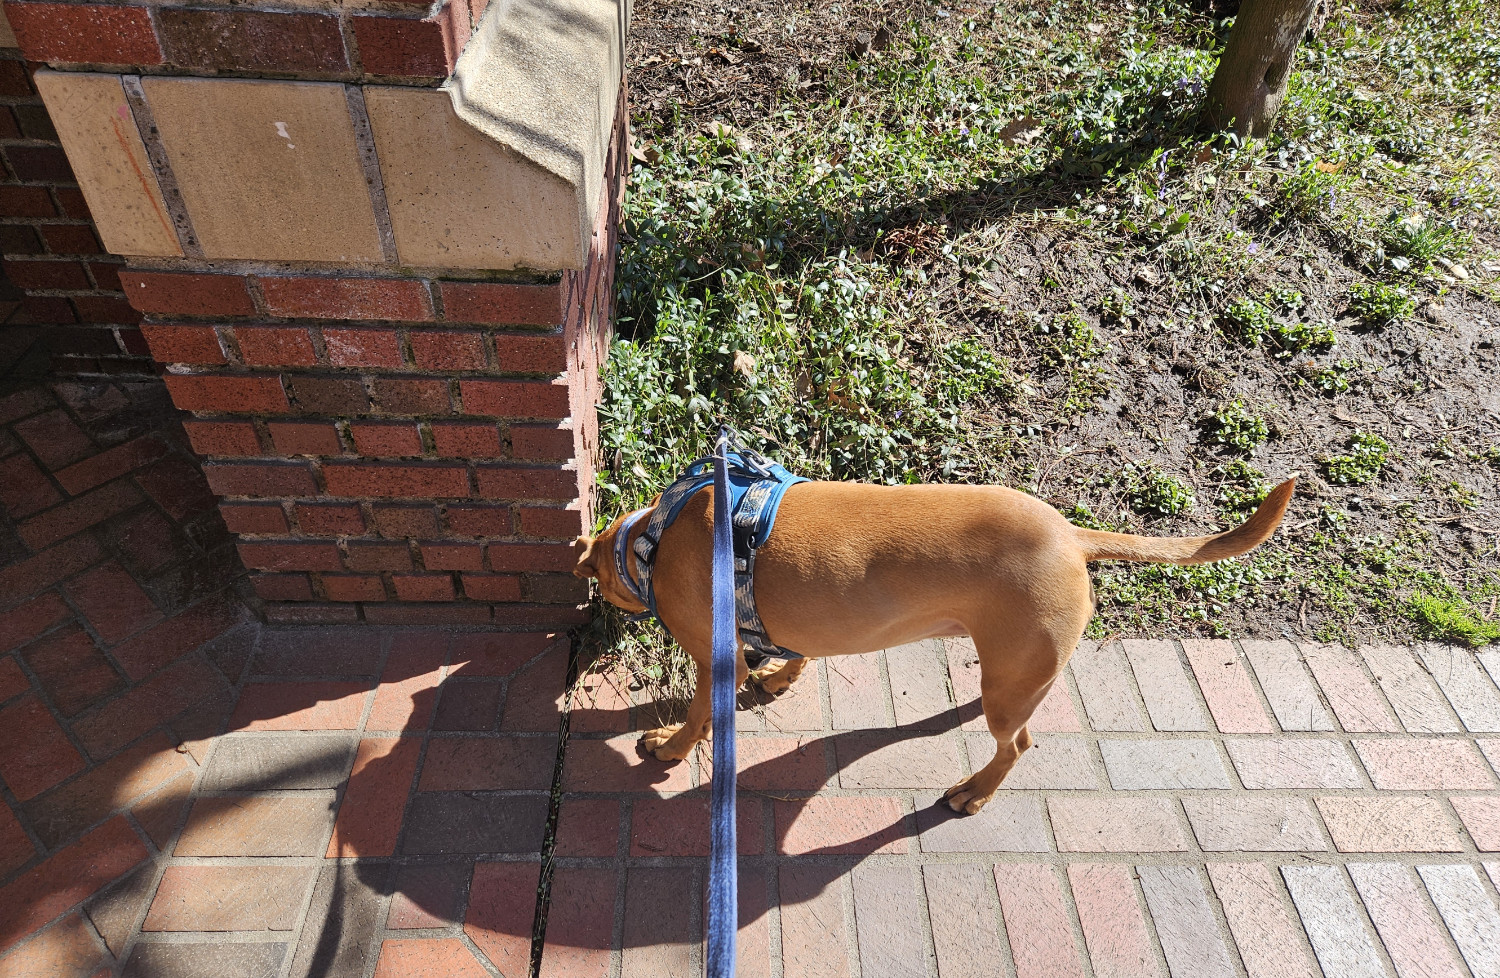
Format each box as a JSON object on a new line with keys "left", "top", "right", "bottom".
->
{"left": 1205, "top": 0, "right": 1322, "bottom": 138}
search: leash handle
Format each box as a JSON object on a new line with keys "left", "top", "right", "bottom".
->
{"left": 707, "top": 426, "right": 738, "bottom": 978}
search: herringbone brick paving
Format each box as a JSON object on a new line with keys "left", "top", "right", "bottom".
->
{"left": 7, "top": 377, "right": 1500, "bottom": 977}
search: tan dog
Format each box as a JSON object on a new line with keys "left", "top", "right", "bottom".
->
{"left": 574, "top": 476, "right": 1296, "bottom": 814}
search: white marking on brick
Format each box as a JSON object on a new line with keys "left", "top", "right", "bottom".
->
{"left": 1123, "top": 639, "right": 1209, "bottom": 732}
{"left": 1137, "top": 865, "right": 1236, "bottom": 978}
{"left": 1415, "top": 643, "right": 1500, "bottom": 732}
{"left": 1418, "top": 864, "right": 1500, "bottom": 978}
{"left": 1361, "top": 644, "right": 1461, "bottom": 734}
{"left": 1348, "top": 863, "right": 1467, "bottom": 978}
{"left": 274, "top": 121, "right": 295, "bottom": 149}
{"left": 1184, "top": 796, "right": 1328, "bottom": 851}
{"left": 1072, "top": 641, "right": 1149, "bottom": 732}
{"left": 1282, "top": 864, "right": 1389, "bottom": 978}
{"left": 1207, "top": 863, "right": 1320, "bottom": 978}
{"left": 1242, "top": 640, "right": 1334, "bottom": 731}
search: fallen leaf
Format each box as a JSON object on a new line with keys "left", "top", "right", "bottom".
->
{"left": 732, "top": 351, "right": 756, "bottom": 379}
{"left": 999, "top": 116, "right": 1044, "bottom": 145}
{"left": 1314, "top": 160, "right": 1345, "bottom": 174}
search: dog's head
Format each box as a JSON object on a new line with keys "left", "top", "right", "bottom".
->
{"left": 572, "top": 499, "right": 658, "bottom": 613}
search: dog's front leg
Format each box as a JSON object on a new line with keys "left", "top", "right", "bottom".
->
{"left": 640, "top": 652, "right": 750, "bottom": 762}
{"left": 641, "top": 660, "right": 712, "bottom": 761}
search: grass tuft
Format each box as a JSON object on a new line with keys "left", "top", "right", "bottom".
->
{"left": 1407, "top": 594, "right": 1500, "bottom": 647}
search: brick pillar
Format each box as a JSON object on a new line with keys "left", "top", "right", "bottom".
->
{"left": 0, "top": 7, "right": 145, "bottom": 375}
{"left": 12, "top": 0, "right": 628, "bottom": 628}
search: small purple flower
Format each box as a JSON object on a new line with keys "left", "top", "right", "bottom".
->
{"left": 1247, "top": 242, "right": 1261, "bottom": 255}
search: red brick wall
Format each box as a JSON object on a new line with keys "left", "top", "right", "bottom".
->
{"left": 0, "top": 45, "right": 143, "bottom": 374}
{"left": 2, "top": 1, "right": 626, "bottom": 631}
{"left": 126, "top": 106, "right": 627, "bottom": 627}
{"left": 2, "top": 0, "right": 476, "bottom": 83}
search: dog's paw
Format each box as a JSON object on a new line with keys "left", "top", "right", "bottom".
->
{"left": 640, "top": 724, "right": 689, "bottom": 762}
{"left": 749, "top": 662, "right": 795, "bottom": 695}
{"left": 941, "top": 778, "right": 993, "bottom": 816}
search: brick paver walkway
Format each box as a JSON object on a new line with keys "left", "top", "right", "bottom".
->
{"left": 559, "top": 637, "right": 1500, "bottom": 978}
{"left": 7, "top": 380, "right": 1500, "bottom": 978}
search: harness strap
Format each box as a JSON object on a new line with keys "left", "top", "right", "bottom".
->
{"left": 616, "top": 435, "right": 806, "bottom": 666}
{"left": 733, "top": 478, "right": 781, "bottom": 655}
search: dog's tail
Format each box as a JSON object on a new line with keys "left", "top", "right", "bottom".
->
{"left": 1072, "top": 476, "right": 1296, "bottom": 565}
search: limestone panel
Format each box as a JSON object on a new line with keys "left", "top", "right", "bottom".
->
{"left": 142, "top": 77, "right": 382, "bottom": 262}
{"left": 364, "top": 86, "right": 580, "bottom": 271}
{"left": 33, "top": 71, "right": 181, "bottom": 257}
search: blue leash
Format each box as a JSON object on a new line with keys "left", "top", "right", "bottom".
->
{"left": 707, "top": 427, "right": 737, "bottom": 977}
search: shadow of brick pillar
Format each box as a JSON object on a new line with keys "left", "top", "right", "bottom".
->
{"left": 0, "top": 9, "right": 146, "bottom": 378}
{"left": 9, "top": 0, "right": 629, "bottom": 628}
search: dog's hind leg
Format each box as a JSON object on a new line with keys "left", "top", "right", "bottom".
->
{"left": 750, "top": 657, "right": 806, "bottom": 695}
{"left": 942, "top": 627, "right": 1078, "bottom": 814}
{"left": 942, "top": 682, "right": 1047, "bottom": 815}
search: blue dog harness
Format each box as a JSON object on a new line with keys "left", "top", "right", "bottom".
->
{"left": 612, "top": 437, "right": 808, "bottom": 668}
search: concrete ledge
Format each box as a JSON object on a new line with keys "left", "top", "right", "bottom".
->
{"left": 446, "top": 0, "right": 628, "bottom": 271}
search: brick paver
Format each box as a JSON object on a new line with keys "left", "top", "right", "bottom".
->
{"left": 1283, "top": 864, "right": 1389, "bottom": 978}
{"left": 1347, "top": 862, "right": 1469, "bottom": 978}
{"left": 9, "top": 379, "right": 1500, "bottom": 977}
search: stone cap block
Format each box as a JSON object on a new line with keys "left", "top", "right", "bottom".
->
{"left": 445, "top": 0, "right": 627, "bottom": 270}
{"left": 366, "top": 86, "right": 579, "bottom": 271}
{"left": 32, "top": 70, "right": 181, "bottom": 258}
{"left": 142, "top": 76, "right": 383, "bottom": 263}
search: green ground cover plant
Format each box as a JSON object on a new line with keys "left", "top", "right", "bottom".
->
{"left": 1322, "top": 431, "right": 1392, "bottom": 486}
{"left": 1204, "top": 400, "right": 1271, "bottom": 453}
{"left": 1347, "top": 281, "right": 1416, "bottom": 329}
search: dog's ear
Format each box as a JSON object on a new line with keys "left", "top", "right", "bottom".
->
{"left": 572, "top": 535, "right": 600, "bottom": 579}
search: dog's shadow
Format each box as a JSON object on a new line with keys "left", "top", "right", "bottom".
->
{"left": 546, "top": 664, "right": 998, "bottom": 958}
